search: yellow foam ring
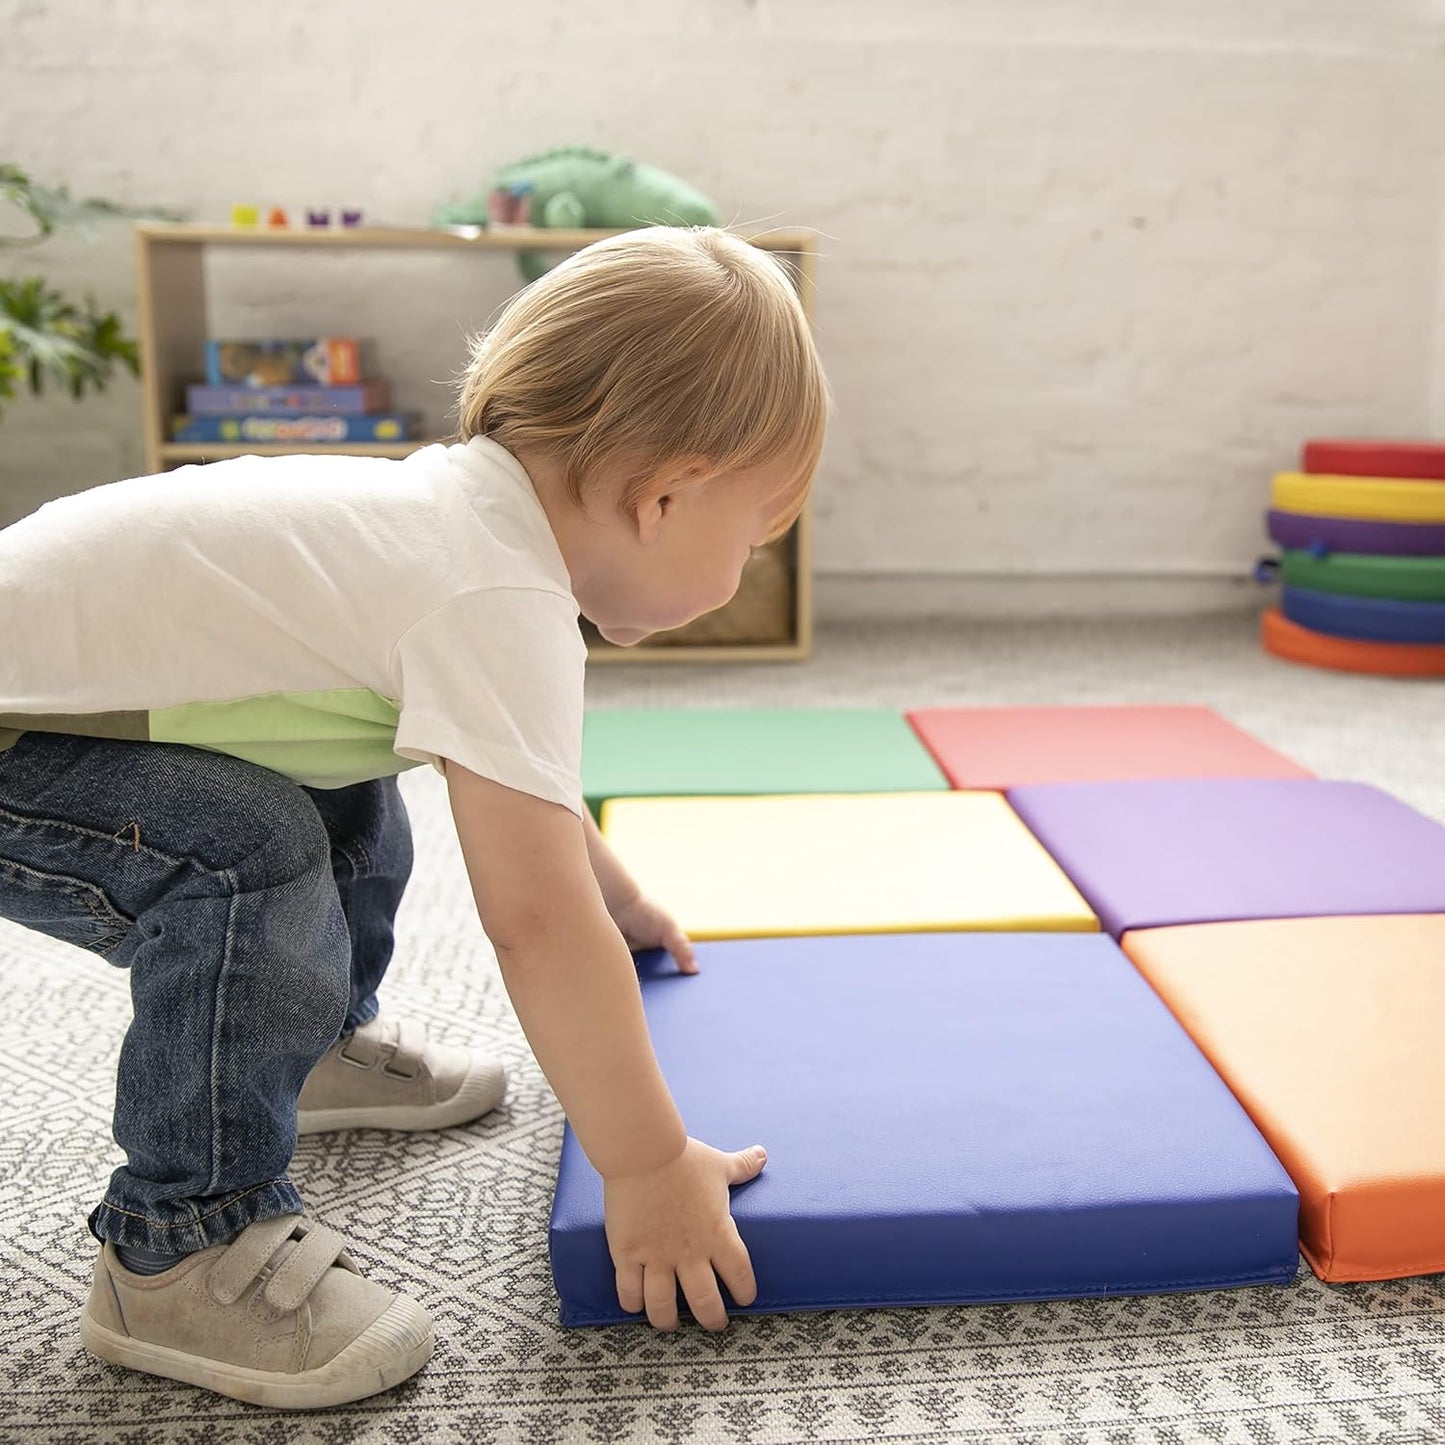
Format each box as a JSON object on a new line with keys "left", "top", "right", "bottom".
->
{"left": 599, "top": 791, "right": 1099, "bottom": 941}
{"left": 1272, "top": 472, "right": 1445, "bottom": 523}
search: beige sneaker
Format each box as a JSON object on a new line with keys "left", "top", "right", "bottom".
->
{"left": 80, "top": 1215, "right": 433, "bottom": 1409}
{"left": 296, "top": 1014, "right": 506, "bottom": 1135}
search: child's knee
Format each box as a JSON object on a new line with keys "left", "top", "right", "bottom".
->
{"left": 204, "top": 769, "right": 337, "bottom": 899}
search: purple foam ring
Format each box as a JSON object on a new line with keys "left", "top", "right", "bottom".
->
{"left": 1266, "top": 509, "right": 1445, "bottom": 557}
{"left": 341, "top": 209, "right": 364, "bottom": 228}
{"left": 306, "top": 209, "right": 331, "bottom": 227}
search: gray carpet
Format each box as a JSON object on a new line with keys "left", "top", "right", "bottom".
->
{"left": 2, "top": 615, "right": 1443, "bottom": 1444}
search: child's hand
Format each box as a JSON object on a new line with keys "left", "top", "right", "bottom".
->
{"left": 604, "top": 1136, "right": 766, "bottom": 1331}
{"left": 610, "top": 894, "right": 697, "bottom": 974}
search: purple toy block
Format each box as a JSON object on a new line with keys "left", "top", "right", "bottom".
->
{"left": 1007, "top": 778, "right": 1445, "bottom": 938}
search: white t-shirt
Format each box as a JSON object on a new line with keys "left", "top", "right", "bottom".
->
{"left": 0, "top": 437, "right": 586, "bottom": 813}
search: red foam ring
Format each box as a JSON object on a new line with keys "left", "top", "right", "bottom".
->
{"left": 1301, "top": 440, "right": 1445, "bottom": 481}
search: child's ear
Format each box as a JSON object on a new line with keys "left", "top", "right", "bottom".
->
{"left": 630, "top": 458, "right": 714, "bottom": 544}
{"left": 632, "top": 489, "right": 666, "bottom": 544}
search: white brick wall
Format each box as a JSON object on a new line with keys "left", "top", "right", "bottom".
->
{"left": 2, "top": 0, "right": 1442, "bottom": 592}
{"left": 1435, "top": 159, "right": 1445, "bottom": 433}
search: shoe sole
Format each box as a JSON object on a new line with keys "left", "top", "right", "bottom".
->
{"left": 80, "top": 1296, "right": 434, "bottom": 1410}
{"left": 296, "top": 1062, "right": 506, "bottom": 1135}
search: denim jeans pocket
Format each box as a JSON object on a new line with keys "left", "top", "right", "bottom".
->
{"left": 0, "top": 853, "right": 134, "bottom": 956}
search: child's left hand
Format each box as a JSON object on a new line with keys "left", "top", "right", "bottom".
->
{"left": 610, "top": 895, "right": 697, "bottom": 974}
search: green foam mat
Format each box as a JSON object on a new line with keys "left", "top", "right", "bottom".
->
{"left": 582, "top": 708, "right": 948, "bottom": 816}
{"left": 1280, "top": 550, "right": 1445, "bottom": 602}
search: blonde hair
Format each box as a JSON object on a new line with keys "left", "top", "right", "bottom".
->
{"left": 457, "top": 227, "right": 827, "bottom": 536}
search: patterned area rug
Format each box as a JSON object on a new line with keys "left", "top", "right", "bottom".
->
{"left": 2, "top": 617, "right": 1443, "bottom": 1443}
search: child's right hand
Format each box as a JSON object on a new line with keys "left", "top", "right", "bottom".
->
{"left": 603, "top": 1136, "right": 766, "bottom": 1331}
{"left": 446, "top": 766, "right": 761, "bottom": 1330}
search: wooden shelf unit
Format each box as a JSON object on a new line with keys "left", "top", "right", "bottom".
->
{"left": 133, "top": 222, "right": 817, "bottom": 663}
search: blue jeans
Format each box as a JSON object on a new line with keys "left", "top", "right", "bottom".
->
{"left": 0, "top": 731, "right": 413, "bottom": 1253}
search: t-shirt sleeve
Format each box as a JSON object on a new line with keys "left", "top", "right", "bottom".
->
{"left": 390, "top": 587, "right": 586, "bottom": 815}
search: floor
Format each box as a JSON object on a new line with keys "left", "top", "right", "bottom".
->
{"left": 1, "top": 614, "right": 1442, "bottom": 1444}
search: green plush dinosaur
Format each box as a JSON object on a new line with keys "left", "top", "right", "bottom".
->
{"left": 435, "top": 146, "right": 720, "bottom": 281}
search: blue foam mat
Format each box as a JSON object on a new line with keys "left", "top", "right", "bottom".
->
{"left": 549, "top": 934, "right": 1299, "bottom": 1326}
{"left": 1283, "top": 585, "right": 1445, "bottom": 644}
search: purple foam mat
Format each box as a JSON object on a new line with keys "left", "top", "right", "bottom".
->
{"left": 1007, "top": 778, "right": 1445, "bottom": 937}
{"left": 1266, "top": 509, "right": 1445, "bottom": 557}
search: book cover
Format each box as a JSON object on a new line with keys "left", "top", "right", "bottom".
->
{"left": 186, "top": 382, "right": 392, "bottom": 415}
{"left": 204, "top": 339, "right": 363, "bottom": 387}
{"left": 171, "top": 414, "right": 415, "bottom": 444}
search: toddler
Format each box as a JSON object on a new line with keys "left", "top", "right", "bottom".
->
{"left": 0, "top": 226, "right": 827, "bottom": 1409}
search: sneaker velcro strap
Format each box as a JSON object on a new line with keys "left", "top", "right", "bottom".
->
{"left": 339, "top": 1028, "right": 384, "bottom": 1069}
{"left": 384, "top": 1018, "right": 425, "bottom": 1080}
{"left": 207, "top": 1214, "right": 306, "bottom": 1306}
{"left": 262, "top": 1220, "right": 351, "bottom": 1312}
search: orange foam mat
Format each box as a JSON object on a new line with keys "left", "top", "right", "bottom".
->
{"left": 1123, "top": 916, "right": 1445, "bottom": 1283}
{"left": 1262, "top": 607, "right": 1445, "bottom": 677}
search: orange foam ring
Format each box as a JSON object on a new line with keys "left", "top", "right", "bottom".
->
{"left": 1124, "top": 916, "right": 1445, "bottom": 1283}
{"left": 1262, "top": 607, "right": 1445, "bottom": 677}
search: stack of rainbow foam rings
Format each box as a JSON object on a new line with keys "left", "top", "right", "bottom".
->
{"left": 1258, "top": 440, "right": 1445, "bottom": 676}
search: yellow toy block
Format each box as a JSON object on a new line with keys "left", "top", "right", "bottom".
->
{"left": 599, "top": 792, "right": 1099, "bottom": 940}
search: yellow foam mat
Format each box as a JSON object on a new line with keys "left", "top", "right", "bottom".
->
{"left": 600, "top": 792, "right": 1099, "bottom": 940}
{"left": 1272, "top": 472, "right": 1445, "bottom": 523}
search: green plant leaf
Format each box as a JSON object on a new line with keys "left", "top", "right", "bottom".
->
{"left": 0, "top": 276, "right": 138, "bottom": 400}
{"left": 0, "top": 329, "right": 19, "bottom": 419}
{"left": 0, "top": 166, "right": 177, "bottom": 420}
{"left": 0, "top": 163, "right": 183, "bottom": 246}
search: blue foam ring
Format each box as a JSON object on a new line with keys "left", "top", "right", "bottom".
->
{"left": 1281, "top": 585, "right": 1445, "bottom": 644}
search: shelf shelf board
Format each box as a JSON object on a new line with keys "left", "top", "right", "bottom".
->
{"left": 587, "top": 640, "right": 807, "bottom": 664}
{"left": 135, "top": 222, "right": 815, "bottom": 253}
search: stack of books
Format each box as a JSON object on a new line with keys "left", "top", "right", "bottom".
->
{"left": 171, "top": 338, "right": 415, "bottom": 445}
